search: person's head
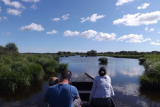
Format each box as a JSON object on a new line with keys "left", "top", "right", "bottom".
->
{"left": 49, "top": 77, "right": 59, "bottom": 86}
{"left": 60, "top": 70, "right": 72, "bottom": 82}
{"left": 98, "top": 67, "right": 107, "bottom": 76}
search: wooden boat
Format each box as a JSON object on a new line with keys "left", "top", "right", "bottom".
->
{"left": 70, "top": 73, "right": 116, "bottom": 107}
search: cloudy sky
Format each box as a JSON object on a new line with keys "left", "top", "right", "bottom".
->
{"left": 0, "top": 0, "right": 160, "bottom": 53}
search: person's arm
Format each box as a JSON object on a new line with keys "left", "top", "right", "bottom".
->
{"left": 72, "top": 86, "right": 79, "bottom": 99}
{"left": 110, "top": 84, "right": 115, "bottom": 96}
{"left": 108, "top": 76, "right": 114, "bottom": 96}
{"left": 88, "top": 79, "right": 97, "bottom": 105}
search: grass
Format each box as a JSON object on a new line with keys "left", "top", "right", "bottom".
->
{"left": 0, "top": 54, "right": 67, "bottom": 91}
{"left": 109, "top": 55, "right": 143, "bottom": 59}
{"left": 139, "top": 55, "right": 160, "bottom": 90}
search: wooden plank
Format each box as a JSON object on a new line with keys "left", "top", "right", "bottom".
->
{"left": 78, "top": 90, "right": 91, "bottom": 93}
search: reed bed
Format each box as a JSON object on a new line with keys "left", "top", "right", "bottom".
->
{"left": 0, "top": 54, "right": 67, "bottom": 91}
{"left": 139, "top": 55, "right": 160, "bottom": 90}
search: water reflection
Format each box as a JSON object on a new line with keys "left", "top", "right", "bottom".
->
{"left": 119, "top": 67, "right": 144, "bottom": 77}
{"left": 113, "top": 83, "right": 139, "bottom": 96}
{"left": 0, "top": 56, "right": 160, "bottom": 107}
{"left": 139, "top": 89, "right": 160, "bottom": 103}
{"left": 0, "top": 81, "right": 43, "bottom": 103}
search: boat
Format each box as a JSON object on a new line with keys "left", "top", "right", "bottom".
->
{"left": 70, "top": 73, "right": 116, "bottom": 107}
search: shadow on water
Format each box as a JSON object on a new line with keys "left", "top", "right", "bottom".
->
{"left": 0, "top": 73, "right": 60, "bottom": 103}
{"left": 139, "top": 88, "right": 160, "bottom": 103}
{"left": 0, "top": 81, "right": 43, "bottom": 103}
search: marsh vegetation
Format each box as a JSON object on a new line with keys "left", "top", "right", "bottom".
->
{"left": 139, "top": 55, "right": 160, "bottom": 90}
{"left": 98, "top": 57, "right": 108, "bottom": 64}
{"left": 0, "top": 43, "right": 67, "bottom": 91}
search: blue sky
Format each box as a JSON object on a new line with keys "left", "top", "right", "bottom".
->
{"left": 0, "top": 0, "right": 160, "bottom": 53}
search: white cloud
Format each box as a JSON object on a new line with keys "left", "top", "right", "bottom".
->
{"left": 145, "top": 26, "right": 148, "bottom": 31}
{"left": 117, "top": 34, "right": 151, "bottom": 43}
{"left": 150, "top": 42, "right": 160, "bottom": 45}
{"left": 52, "top": 18, "right": 60, "bottom": 21}
{"left": 158, "top": 32, "right": 160, "bottom": 33}
{"left": 94, "top": 32, "right": 117, "bottom": 41}
{"left": 113, "top": 83, "right": 139, "bottom": 96}
{"left": 113, "top": 11, "right": 160, "bottom": 26}
{"left": 46, "top": 30, "right": 58, "bottom": 35}
{"left": 119, "top": 67, "right": 144, "bottom": 77}
{"left": 81, "top": 17, "right": 89, "bottom": 23}
{"left": 157, "top": 39, "right": 159, "bottom": 42}
{"left": 149, "top": 28, "right": 154, "bottom": 32}
{"left": 61, "top": 14, "right": 70, "bottom": 20}
{"left": 90, "top": 14, "right": 105, "bottom": 22}
{"left": 19, "top": 23, "right": 44, "bottom": 31}
{"left": 0, "top": 6, "right": 1, "bottom": 12}
{"left": 116, "top": 0, "right": 134, "bottom": 6}
{"left": 1, "top": 0, "right": 25, "bottom": 9}
{"left": 81, "top": 14, "right": 105, "bottom": 23}
{"left": 21, "top": 0, "right": 40, "bottom": 3}
{"left": 7, "top": 8, "right": 21, "bottom": 16}
{"left": 0, "top": 16, "right": 8, "bottom": 21}
{"left": 30, "top": 4, "right": 37, "bottom": 9}
{"left": 137, "top": 3, "right": 150, "bottom": 10}
{"left": 3, "top": 16, "right": 8, "bottom": 20}
{"left": 80, "top": 30, "right": 98, "bottom": 38}
{"left": 63, "top": 30, "right": 79, "bottom": 36}
{"left": 137, "top": 101, "right": 148, "bottom": 107}
{"left": 145, "top": 27, "right": 154, "bottom": 32}
{"left": 2, "top": 32, "right": 11, "bottom": 36}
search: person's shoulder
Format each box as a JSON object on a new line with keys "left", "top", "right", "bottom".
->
{"left": 70, "top": 85, "right": 77, "bottom": 89}
{"left": 105, "top": 75, "right": 111, "bottom": 79}
{"left": 95, "top": 76, "right": 100, "bottom": 79}
{"left": 49, "top": 84, "right": 58, "bottom": 89}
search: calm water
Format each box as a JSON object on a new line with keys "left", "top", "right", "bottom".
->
{"left": 0, "top": 56, "right": 160, "bottom": 107}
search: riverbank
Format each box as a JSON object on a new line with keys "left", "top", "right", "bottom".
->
{"left": 0, "top": 43, "right": 67, "bottom": 91}
{"left": 139, "top": 54, "right": 160, "bottom": 90}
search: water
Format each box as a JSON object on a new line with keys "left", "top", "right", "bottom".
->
{"left": 0, "top": 56, "right": 160, "bottom": 107}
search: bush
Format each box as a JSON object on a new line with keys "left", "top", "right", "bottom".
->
{"left": 5, "top": 42, "right": 18, "bottom": 53}
{"left": 98, "top": 57, "right": 108, "bottom": 64}
{"left": 0, "top": 42, "right": 67, "bottom": 91}
{"left": 139, "top": 58, "right": 146, "bottom": 64}
{"left": 28, "top": 63, "right": 44, "bottom": 81}
{"left": 36, "top": 57, "right": 59, "bottom": 73}
{"left": 139, "top": 61, "right": 160, "bottom": 90}
{"left": 57, "top": 63, "right": 68, "bottom": 71}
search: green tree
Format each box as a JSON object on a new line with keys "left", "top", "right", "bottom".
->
{"left": 57, "top": 51, "right": 64, "bottom": 56}
{"left": 87, "top": 50, "right": 97, "bottom": 56}
{"left": 5, "top": 42, "right": 18, "bottom": 52}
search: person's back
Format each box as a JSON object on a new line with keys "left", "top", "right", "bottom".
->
{"left": 46, "top": 84, "right": 78, "bottom": 107}
{"left": 44, "top": 70, "right": 79, "bottom": 107}
{"left": 92, "top": 75, "right": 113, "bottom": 98}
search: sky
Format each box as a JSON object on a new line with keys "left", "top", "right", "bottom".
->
{"left": 0, "top": 0, "right": 160, "bottom": 53}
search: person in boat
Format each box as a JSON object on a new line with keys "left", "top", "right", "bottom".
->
{"left": 43, "top": 70, "right": 81, "bottom": 107}
{"left": 48, "top": 77, "right": 59, "bottom": 86}
{"left": 87, "top": 67, "right": 115, "bottom": 106}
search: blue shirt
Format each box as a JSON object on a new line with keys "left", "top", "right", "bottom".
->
{"left": 89, "top": 75, "right": 114, "bottom": 100}
{"left": 45, "top": 84, "right": 79, "bottom": 107}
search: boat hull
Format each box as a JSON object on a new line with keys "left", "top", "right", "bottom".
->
{"left": 70, "top": 73, "right": 116, "bottom": 107}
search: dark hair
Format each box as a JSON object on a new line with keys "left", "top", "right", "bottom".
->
{"left": 49, "top": 77, "right": 59, "bottom": 86}
{"left": 98, "top": 67, "right": 107, "bottom": 76}
{"left": 61, "top": 70, "right": 72, "bottom": 80}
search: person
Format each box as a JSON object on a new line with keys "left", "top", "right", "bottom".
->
{"left": 44, "top": 70, "right": 81, "bottom": 107}
{"left": 87, "top": 67, "right": 115, "bottom": 106}
{"left": 48, "top": 77, "right": 59, "bottom": 86}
